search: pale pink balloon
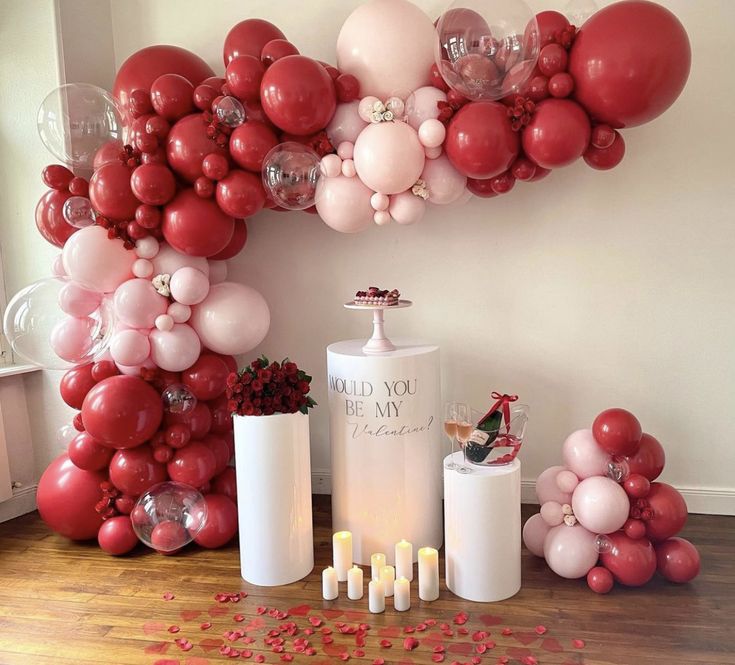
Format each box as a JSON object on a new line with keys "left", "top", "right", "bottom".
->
{"left": 370, "top": 192, "right": 389, "bottom": 211}
{"left": 320, "top": 154, "right": 342, "bottom": 178}
{"left": 540, "top": 501, "right": 564, "bottom": 527}
{"left": 110, "top": 328, "right": 150, "bottom": 366}
{"left": 152, "top": 242, "right": 209, "bottom": 278}
{"left": 358, "top": 96, "right": 381, "bottom": 123}
{"left": 406, "top": 86, "right": 447, "bottom": 130}
{"left": 556, "top": 469, "right": 580, "bottom": 493}
{"left": 170, "top": 267, "right": 210, "bottom": 306}
{"left": 155, "top": 314, "right": 175, "bottom": 331}
{"left": 62, "top": 225, "right": 135, "bottom": 293}
{"left": 522, "top": 513, "right": 551, "bottom": 557}
{"left": 341, "top": 159, "right": 357, "bottom": 178}
{"left": 336, "top": 0, "right": 436, "bottom": 99}
{"left": 418, "top": 119, "right": 446, "bottom": 149}
{"left": 149, "top": 323, "right": 201, "bottom": 372}
{"left": 315, "top": 174, "right": 374, "bottom": 234}
{"left": 116, "top": 356, "right": 156, "bottom": 376}
{"left": 190, "top": 282, "right": 270, "bottom": 356}
{"left": 389, "top": 191, "right": 426, "bottom": 225}
{"left": 168, "top": 302, "right": 191, "bottom": 323}
{"left": 420, "top": 155, "right": 467, "bottom": 205}
{"left": 208, "top": 260, "right": 227, "bottom": 285}
{"left": 113, "top": 278, "right": 169, "bottom": 329}
{"left": 337, "top": 142, "right": 354, "bottom": 160}
{"left": 543, "top": 524, "right": 599, "bottom": 579}
{"left": 49, "top": 316, "right": 95, "bottom": 363}
{"left": 327, "top": 101, "right": 368, "bottom": 146}
{"left": 535, "top": 465, "right": 573, "bottom": 505}
{"left": 58, "top": 282, "right": 101, "bottom": 317}
{"left": 425, "top": 145, "right": 443, "bottom": 159}
{"left": 52, "top": 254, "right": 66, "bottom": 276}
{"left": 572, "top": 476, "right": 631, "bottom": 535}
{"left": 135, "top": 236, "right": 159, "bottom": 260}
{"left": 373, "top": 211, "right": 391, "bottom": 225}
{"left": 563, "top": 429, "right": 613, "bottom": 479}
{"left": 132, "top": 258, "right": 153, "bottom": 278}
{"left": 353, "top": 121, "right": 425, "bottom": 194}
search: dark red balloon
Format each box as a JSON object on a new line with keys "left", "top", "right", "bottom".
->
{"left": 593, "top": 407, "right": 642, "bottom": 457}
{"left": 538, "top": 43, "right": 568, "bottom": 78}
{"left": 533, "top": 10, "right": 571, "bottom": 48}
{"left": 645, "top": 482, "right": 688, "bottom": 542}
{"left": 165, "top": 400, "right": 212, "bottom": 439}
{"left": 548, "top": 72, "right": 574, "bottom": 98}
{"left": 522, "top": 99, "right": 591, "bottom": 169}
{"left": 202, "top": 153, "right": 229, "bottom": 181}
{"left": 623, "top": 432, "right": 665, "bottom": 481}
{"left": 466, "top": 178, "right": 498, "bottom": 198}
{"left": 163, "top": 188, "right": 235, "bottom": 257}
{"left": 211, "top": 466, "right": 237, "bottom": 501}
{"left": 600, "top": 531, "right": 657, "bottom": 587}
{"left": 182, "top": 354, "right": 230, "bottom": 401}
{"left": 623, "top": 473, "right": 651, "bottom": 499}
{"left": 225, "top": 56, "right": 265, "bottom": 103}
{"left": 98, "top": 515, "right": 139, "bottom": 555}
{"left": 215, "top": 170, "right": 266, "bottom": 219}
{"left": 60, "top": 363, "right": 96, "bottom": 409}
{"left": 130, "top": 163, "right": 176, "bottom": 206}
{"left": 167, "top": 441, "right": 217, "bottom": 488}
{"left": 223, "top": 19, "right": 286, "bottom": 65}
{"left": 109, "top": 445, "right": 168, "bottom": 496}
{"left": 193, "top": 84, "right": 218, "bottom": 111}
{"left": 91, "top": 360, "right": 119, "bottom": 382}
{"left": 490, "top": 171, "right": 516, "bottom": 195}
{"left": 229, "top": 121, "right": 279, "bottom": 173}
{"left": 165, "top": 423, "right": 191, "bottom": 449}
{"left": 591, "top": 124, "right": 616, "bottom": 149}
{"left": 68, "top": 432, "right": 114, "bottom": 471}
{"left": 89, "top": 162, "right": 138, "bottom": 220}
{"left": 201, "top": 435, "right": 231, "bottom": 476}
{"left": 166, "top": 113, "right": 229, "bottom": 184}
{"left": 335, "top": 74, "right": 360, "bottom": 103}
{"left": 35, "top": 189, "right": 75, "bottom": 248}
{"left": 511, "top": 157, "right": 537, "bottom": 181}
{"left": 623, "top": 518, "right": 647, "bottom": 540}
{"left": 150, "top": 73, "right": 194, "bottom": 121}
{"left": 43, "top": 164, "right": 74, "bottom": 190}
{"left": 584, "top": 131, "right": 626, "bottom": 170}
{"left": 569, "top": 1, "right": 691, "bottom": 127}
{"left": 586, "top": 566, "right": 614, "bottom": 594}
{"left": 210, "top": 219, "right": 248, "bottom": 261}
{"left": 115, "top": 494, "right": 136, "bottom": 515}
{"left": 151, "top": 520, "right": 188, "bottom": 555}
{"left": 261, "top": 39, "right": 300, "bottom": 67}
{"left": 655, "top": 537, "right": 700, "bottom": 583}
{"left": 194, "top": 494, "right": 238, "bottom": 548}
{"left": 208, "top": 394, "right": 233, "bottom": 435}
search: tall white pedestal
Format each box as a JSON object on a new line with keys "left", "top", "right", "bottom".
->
{"left": 444, "top": 453, "right": 521, "bottom": 602}
{"left": 328, "top": 339, "right": 442, "bottom": 565}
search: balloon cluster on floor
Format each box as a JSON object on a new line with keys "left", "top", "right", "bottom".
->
{"left": 523, "top": 408, "right": 701, "bottom": 592}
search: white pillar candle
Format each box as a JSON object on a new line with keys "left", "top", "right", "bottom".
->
{"left": 347, "top": 565, "right": 364, "bottom": 600}
{"left": 395, "top": 539, "right": 413, "bottom": 581}
{"left": 379, "top": 564, "right": 395, "bottom": 597}
{"left": 418, "top": 546, "right": 439, "bottom": 601}
{"left": 370, "top": 552, "right": 386, "bottom": 580}
{"left": 332, "top": 531, "right": 353, "bottom": 581}
{"left": 322, "top": 566, "right": 338, "bottom": 600}
{"left": 368, "top": 579, "right": 385, "bottom": 613}
{"left": 393, "top": 576, "right": 411, "bottom": 611}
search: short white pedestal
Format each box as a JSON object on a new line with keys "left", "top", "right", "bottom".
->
{"left": 328, "top": 339, "right": 442, "bottom": 565}
{"left": 444, "top": 453, "right": 521, "bottom": 602}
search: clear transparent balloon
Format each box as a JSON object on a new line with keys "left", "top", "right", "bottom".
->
{"left": 594, "top": 534, "right": 612, "bottom": 554}
{"left": 161, "top": 383, "right": 197, "bottom": 415}
{"left": 435, "top": 0, "right": 539, "bottom": 101}
{"left": 215, "top": 96, "right": 247, "bottom": 128}
{"left": 63, "top": 196, "right": 96, "bottom": 228}
{"left": 57, "top": 424, "right": 77, "bottom": 450}
{"left": 563, "top": 0, "right": 598, "bottom": 25}
{"left": 2, "top": 276, "right": 114, "bottom": 370}
{"left": 37, "top": 83, "right": 124, "bottom": 170}
{"left": 131, "top": 482, "right": 208, "bottom": 553}
{"left": 262, "top": 142, "right": 321, "bottom": 210}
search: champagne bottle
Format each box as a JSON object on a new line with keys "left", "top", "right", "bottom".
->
{"left": 464, "top": 409, "right": 503, "bottom": 463}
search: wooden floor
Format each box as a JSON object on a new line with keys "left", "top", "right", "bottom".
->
{"left": 0, "top": 498, "right": 733, "bottom": 665}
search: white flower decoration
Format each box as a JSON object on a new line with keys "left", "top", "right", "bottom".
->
{"left": 152, "top": 273, "right": 171, "bottom": 297}
{"left": 411, "top": 179, "right": 429, "bottom": 200}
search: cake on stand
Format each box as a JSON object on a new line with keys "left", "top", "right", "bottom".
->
{"left": 343, "top": 299, "right": 412, "bottom": 354}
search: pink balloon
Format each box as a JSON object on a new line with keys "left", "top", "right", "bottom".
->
{"left": 208, "top": 260, "right": 228, "bottom": 285}
{"left": 62, "top": 225, "right": 135, "bottom": 293}
{"left": 389, "top": 191, "right": 427, "bottom": 225}
{"left": 58, "top": 282, "right": 102, "bottom": 317}
{"left": 135, "top": 236, "right": 160, "bottom": 260}
{"left": 420, "top": 155, "right": 467, "bottom": 205}
{"left": 563, "top": 429, "right": 613, "bottom": 479}
{"left": 556, "top": 469, "right": 580, "bottom": 493}
{"left": 572, "top": 476, "right": 630, "bottom": 535}
{"left": 522, "top": 513, "right": 550, "bottom": 557}
{"left": 540, "top": 500, "right": 564, "bottom": 527}
{"left": 132, "top": 258, "right": 154, "bottom": 279}
{"left": 353, "top": 121, "right": 425, "bottom": 194}
{"left": 168, "top": 302, "right": 191, "bottom": 323}
{"left": 543, "top": 524, "right": 599, "bottom": 579}
{"left": 337, "top": 142, "right": 354, "bottom": 160}
{"left": 358, "top": 96, "right": 380, "bottom": 123}
{"left": 116, "top": 356, "right": 156, "bottom": 376}
{"left": 152, "top": 242, "right": 209, "bottom": 278}
{"left": 52, "top": 254, "right": 66, "bottom": 277}
{"left": 406, "top": 86, "right": 447, "bottom": 130}
{"left": 170, "top": 267, "right": 210, "bottom": 306}
{"left": 113, "top": 278, "right": 169, "bottom": 329}
{"left": 49, "top": 316, "right": 96, "bottom": 363}
{"left": 189, "top": 282, "right": 270, "bottom": 356}
{"left": 110, "top": 329, "right": 151, "bottom": 366}
{"left": 326, "top": 101, "right": 368, "bottom": 146}
{"left": 320, "top": 154, "right": 343, "bottom": 179}
{"left": 315, "top": 174, "right": 374, "bottom": 233}
{"left": 155, "top": 314, "right": 174, "bottom": 331}
{"left": 418, "top": 119, "right": 446, "bottom": 149}
{"left": 535, "top": 465, "right": 572, "bottom": 505}
{"left": 149, "top": 323, "right": 202, "bottom": 372}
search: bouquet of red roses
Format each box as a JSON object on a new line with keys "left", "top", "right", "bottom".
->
{"left": 226, "top": 356, "right": 316, "bottom": 416}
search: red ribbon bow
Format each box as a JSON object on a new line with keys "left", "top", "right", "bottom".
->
{"left": 481, "top": 392, "right": 519, "bottom": 433}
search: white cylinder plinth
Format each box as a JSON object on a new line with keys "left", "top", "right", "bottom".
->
{"left": 234, "top": 412, "right": 314, "bottom": 586}
{"left": 444, "top": 453, "right": 521, "bottom": 602}
{"left": 328, "top": 340, "right": 442, "bottom": 565}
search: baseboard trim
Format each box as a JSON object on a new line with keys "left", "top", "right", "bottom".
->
{"left": 311, "top": 470, "right": 735, "bottom": 516}
{"left": 0, "top": 484, "right": 37, "bottom": 523}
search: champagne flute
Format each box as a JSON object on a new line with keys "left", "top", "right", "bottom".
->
{"left": 455, "top": 402, "right": 473, "bottom": 474}
{"left": 443, "top": 402, "right": 458, "bottom": 469}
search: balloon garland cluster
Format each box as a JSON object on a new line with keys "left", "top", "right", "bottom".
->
{"left": 523, "top": 408, "right": 701, "bottom": 592}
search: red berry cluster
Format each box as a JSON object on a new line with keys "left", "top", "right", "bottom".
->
{"left": 96, "top": 481, "right": 120, "bottom": 520}
{"left": 226, "top": 356, "right": 316, "bottom": 417}
{"left": 506, "top": 96, "right": 536, "bottom": 131}
{"left": 555, "top": 24, "right": 578, "bottom": 50}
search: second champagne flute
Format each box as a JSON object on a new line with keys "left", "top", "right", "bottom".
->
{"left": 443, "top": 402, "right": 458, "bottom": 469}
{"left": 455, "top": 402, "right": 473, "bottom": 474}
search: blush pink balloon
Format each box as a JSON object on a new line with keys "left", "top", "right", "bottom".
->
{"left": 49, "top": 316, "right": 96, "bottom": 363}
{"left": 563, "top": 429, "right": 613, "bottom": 479}
{"left": 522, "top": 513, "right": 550, "bottom": 557}
{"left": 110, "top": 329, "right": 151, "bottom": 366}
{"left": 389, "top": 191, "right": 427, "bottom": 225}
{"left": 149, "top": 323, "right": 201, "bottom": 372}
{"left": 116, "top": 356, "right": 156, "bottom": 376}
{"left": 420, "top": 155, "right": 467, "bottom": 205}
{"left": 418, "top": 119, "right": 446, "bottom": 148}
{"left": 543, "top": 524, "right": 599, "bottom": 579}
{"left": 572, "top": 476, "right": 631, "bottom": 535}
{"left": 208, "top": 261, "right": 228, "bottom": 285}
{"left": 152, "top": 242, "right": 209, "bottom": 278}
{"left": 113, "top": 278, "right": 169, "bottom": 329}
{"left": 556, "top": 469, "right": 580, "bottom": 493}
{"left": 406, "top": 86, "right": 447, "bottom": 130}
{"left": 170, "top": 267, "right": 210, "bottom": 306}
{"left": 535, "top": 465, "right": 573, "bottom": 505}
{"left": 326, "top": 101, "right": 368, "bottom": 146}
{"left": 540, "top": 500, "right": 565, "bottom": 526}
{"left": 320, "top": 154, "right": 343, "bottom": 178}
{"left": 52, "top": 254, "right": 66, "bottom": 276}
{"left": 168, "top": 302, "right": 191, "bottom": 323}
{"left": 155, "top": 314, "right": 174, "bottom": 331}
{"left": 62, "top": 225, "right": 135, "bottom": 293}
{"left": 135, "top": 236, "right": 160, "bottom": 260}
{"left": 353, "top": 121, "right": 425, "bottom": 194}
{"left": 315, "top": 173, "right": 374, "bottom": 233}
{"left": 58, "top": 282, "right": 102, "bottom": 317}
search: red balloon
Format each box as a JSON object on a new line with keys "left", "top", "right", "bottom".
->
{"left": 166, "top": 113, "right": 229, "bottom": 184}
{"left": 150, "top": 73, "right": 194, "bottom": 121}
{"left": 210, "top": 219, "right": 248, "bottom": 261}
{"left": 225, "top": 56, "right": 265, "bottom": 103}
{"left": 167, "top": 441, "right": 217, "bottom": 488}
{"left": 510, "top": 157, "right": 537, "bottom": 181}
{"left": 335, "top": 74, "right": 360, "bottom": 103}
{"left": 224, "top": 19, "right": 286, "bottom": 65}
{"left": 37, "top": 454, "right": 105, "bottom": 540}
{"left": 153, "top": 444, "right": 174, "bottom": 463}
{"left": 260, "top": 55, "right": 337, "bottom": 136}
{"left": 211, "top": 466, "right": 237, "bottom": 501}
{"left": 586, "top": 566, "right": 614, "bottom": 594}
{"left": 229, "top": 121, "right": 279, "bottom": 174}
{"left": 623, "top": 518, "right": 647, "bottom": 540}
{"left": 91, "top": 360, "right": 119, "bottom": 382}
{"left": 98, "top": 515, "right": 139, "bottom": 555}
{"left": 655, "top": 537, "right": 700, "bottom": 583}
{"left": 165, "top": 423, "right": 191, "bottom": 449}
{"left": 600, "top": 531, "right": 657, "bottom": 587}
{"left": 623, "top": 432, "right": 665, "bottom": 481}
{"left": 195, "top": 177, "right": 215, "bottom": 198}
{"left": 163, "top": 188, "right": 235, "bottom": 257}
{"left": 261, "top": 39, "right": 300, "bottom": 68}
{"left": 201, "top": 435, "right": 231, "bottom": 476}
{"left": 81, "top": 375, "right": 163, "bottom": 449}
{"left": 548, "top": 72, "right": 574, "bottom": 98}
{"left": 208, "top": 394, "right": 233, "bottom": 435}
{"left": 194, "top": 494, "right": 238, "bottom": 548}
{"left": 490, "top": 171, "right": 516, "bottom": 195}
{"left": 522, "top": 99, "right": 591, "bottom": 169}
{"left": 529, "top": 165, "right": 552, "bottom": 182}
{"left": 182, "top": 354, "right": 230, "bottom": 401}
{"left": 591, "top": 124, "right": 616, "bottom": 149}
{"left": 592, "top": 407, "right": 642, "bottom": 457}
{"left": 202, "top": 153, "right": 229, "bottom": 181}
{"left": 109, "top": 445, "right": 168, "bottom": 496}
{"left": 446, "top": 101, "right": 519, "bottom": 179}
{"left": 466, "top": 178, "right": 498, "bottom": 198}
{"left": 644, "top": 482, "right": 688, "bottom": 542}
{"left": 538, "top": 43, "right": 568, "bottom": 78}
{"left": 215, "top": 170, "right": 266, "bottom": 219}
{"left": 68, "top": 432, "right": 114, "bottom": 471}
{"left": 89, "top": 162, "right": 138, "bottom": 220}
{"left": 130, "top": 163, "right": 176, "bottom": 206}
{"left": 43, "top": 164, "right": 74, "bottom": 190}
{"left": 193, "top": 84, "right": 218, "bottom": 111}
{"left": 584, "top": 131, "right": 626, "bottom": 170}
{"left": 35, "top": 189, "right": 75, "bottom": 247}
{"left": 60, "top": 363, "right": 96, "bottom": 409}
{"left": 623, "top": 473, "right": 651, "bottom": 499}
{"left": 151, "top": 520, "right": 188, "bottom": 555}
{"left": 115, "top": 494, "right": 136, "bottom": 515}
{"left": 213, "top": 354, "right": 238, "bottom": 374}
{"left": 569, "top": 1, "right": 691, "bottom": 128}
{"left": 533, "top": 10, "right": 571, "bottom": 48}
{"left": 165, "top": 400, "right": 212, "bottom": 439}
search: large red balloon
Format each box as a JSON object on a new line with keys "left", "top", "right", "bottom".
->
{"left": 37, "top": 454, "right": 105, "bottom": 540}
{"left": 522, "top": 99, "right": 591, "bottom": 169}
{"left": 68, "top": 432, "right": 114, "bottom": 471}
{"left": 194, "top": 494, "right": 238, "bottom": 548}
{"left": 623, "top": 432, "right": 665, "bottom": 481}
{"left": 167, "top": 441, "right": 217, "bottom": 488}
{"left": 81, "top": 375, "right": 163, "bottom": 449}
{"left": 211, "top": 466, "right": 237, "bottom": 501}
{"left": 182, "top": 354, "right": 230, "bottom": 401}
{"left": 166, "top": 113, "right": 230, "bottom": 184}
{"left": 229, "top": 121, "right": 279, "bottom": 173}
{"left": 163, "top": 188, "right": 235, "bottom": 257}
{"left": 225, "top": 56, "right": 265, "bottom": 103}
{"left": 150, "top": 73, "right": 195, "bottom": 121}
{"left": 600, "top": 531, "right": 656, "bottom": 587}
{"left": 260, "top": 55, "right": 337, "bottom": 136}
{"left": 655, "top": 537, "right": 700, "bottom": 583}
{"left": 644, "top": 482, "right": 688, "bottom": 542}
{"left": 592, "top": 407, "right": 642, "bottom": 457}
{"left": 445, "top": 101, "right": 519, "bottom": 179}
{"left": 223, "top": 19, "right": 286, "bottom": 66}
{"left": 210, "top": 219, "right": 248, "bottom": 261}
{"left": 60, "top": 363, "right": 96, "bottom": 409}
{"left": 568, "top": 1, "right": 691, "bottom": 128}
{"left": 35, "top": 189, "right": 75, "bottom": 248}
{"left": 215, "top": 170, "right": 266, "bottom": 219}
{"left": 98, "top": 515, "right": 139, "bottom": 555}
{"left": 89, "top": 162, "right": 138, "bottom": 220}
{"left": 109, "top": 445, "right": 168, "bottom": 496}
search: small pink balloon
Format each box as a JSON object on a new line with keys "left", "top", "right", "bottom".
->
{"left": 358, "top": 96, "right": 380, "bottom": 122}
{"left": 370, "top": 192, "right": 390, "bottom": 211}
{"left": 132, "top": 258, "right": 153, "bottom": 278}
{"left": 341, "top": 159, "right": 357, "bottom": 178}
{"left": 425, "top": 145, "right": 443, "bottom": 159}
{"left": 168, "top": 302, "right": 191, "bottom": 323}
{"left": 543, "top": 524, "right": 599, "bottom": 579}
{"left": 373, "top": 210, "right": 391, "bottom": 225}
{"left": 572, "top": 476, "right": 630, "bottom": 535}
{"left": 320, "top": 154, "right": 342, "bottom": 178}
{"left": 58, "top": 282, "right": 101, "bottom": 317}
{"left": 49, "top": 316, "right": 96, "bottom": 363}
{"left": 556, "top": 469, "right": 580, "bottom": 493}
{"left": 155, "top": 314, "right": 174, "bottom": 331}
{"left": 389, "top": 191, "right": 426, "bottom": 225}
{"left": 315, "top": 173, "right": 374, "bottom": 234}
{"left": 116, "top": 356, "right": 156, "bottom": 376}
{"left": 540, "top": 500, "right": 565, "bottom": 527}
{"left": 113, "top": 278, "right": 169, "bottom": 329}
{"left": 563, "top": 429, "right": 613, "bottom": 479}
{"left": 208, "top": 260, "right": 228, "bottom": 285}
{"left": 170, "top": 267, "right": 210, "bottom": 306}
{"left": 62, "top": 225, "right": 134, "bottom": 293}
{"left": 135, "top": 236, "right": 160, "bottom": 260}
{"left": 522, "top": 513, "right": 550, "bottom": 557}
{"left": 420, "top": 155, "right": 466, "bottom": 205}
{"left": 406, "top": 86, "right": 447, "bottom": 130}
{"left": 418, "top": 119, "right": 446, "bottom": 149}
{"left": 535, "top": 465, "right": 573, "bottom": 505}
{"left": 52, "top": 255, "right": 66, "bottom": 276}
{"left": 327, "top": 101, "right": 368, "bottom": 146}
{"left": 149, "top": 323, "right": 201, "bottom": 372}
{"left": 110, "top": 328, "right": 151, "bottom": 366}
{"left": 152, "top": 242, "right": 209, "bottom": 278}
{"left": 337, "top": 141, "right": 354, "bottom": 160}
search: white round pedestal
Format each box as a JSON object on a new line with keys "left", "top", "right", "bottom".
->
{"left": 328, "top": 339, "right": 442, "bottom": 565}
{"left": 444, "top": 453, "right": 521, "bottom": 602}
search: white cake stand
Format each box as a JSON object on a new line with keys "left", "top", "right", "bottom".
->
{"left": 343, "top": 300, "right": 412, "bottom": 354}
